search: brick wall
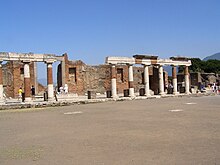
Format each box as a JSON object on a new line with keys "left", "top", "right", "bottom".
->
{"left": 2, "top": 55, "right": 170, "bottom": 98}
{"left": 2, "top": 61, "right": 38, "bottom": 98}
{"left": 57, "top": 54, "right": 164, "bottom": 95}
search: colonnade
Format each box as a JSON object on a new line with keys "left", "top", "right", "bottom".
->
{"left": 110, "top": 63, "right": 190, "bottom": 99}
{"left": 22, "top": 61, "right": 54, "bottom": 102}
{"left": 0, "top": 52, "right": 66, "bottom": 103}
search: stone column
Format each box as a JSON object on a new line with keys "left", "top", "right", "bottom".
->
{"left": 172, "top": 65, "right": 178, "bottom": 95}
{"left": 184, "top": 66, "right": 190, "bottom": 94}
{"left": 34, "top": 62, "right": 38, "bottom": 94}
{"left": 159, "top": 65, "right": 165, "bottom": 95}
{"left": 0, "top": 62, "right": 4, "bottom": 103}
{"left": 144, "top": 65, "right": 151, "bottom": 97}
{"left": 24, "top": 62, "right": 31, "bottom": 102}
{"left": 47, "top": 62, "right": 54, "bottom": 101}
{"left": 61, "top": 60, "right": 66, "bottom": 86}
{"left": 128, "top": 64, "right": 135, "bottom": 97}
{"left": 111, "top": 64, "right": 117, "bottom": 98}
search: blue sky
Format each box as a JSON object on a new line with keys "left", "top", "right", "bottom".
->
{"left": 1, "top": 0, "right": 220, "bottom": 80}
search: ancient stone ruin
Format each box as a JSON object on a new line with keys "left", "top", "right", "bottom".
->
{"left": 0, "top": 52, "right": 192, "bottom": 103}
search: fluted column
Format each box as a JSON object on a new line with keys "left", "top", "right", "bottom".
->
{"left": 47, "top": 62, "right": 54, "bottom": 101}
{"left": 159, "top": 65, "right": 165, "bottom": 95}
{"left": 144, "top": 65, "right": 151, "bottom": 96}
{"left": 24, "top": 62, "right": 31, "bottom": 102}
{"left": 128, "top": 64, "right": 135, "bottom": 97}
{"left": 184, "top": 66, "right": 190, "bottom": 94}
{"left": 111, "top": 64, "right": 117, "bottom": 98}
{"left": 0, "top": 62, "right": 4, "bottom": 103}
{"left": 172, "top": 65, "right": 178, "bottom": 95}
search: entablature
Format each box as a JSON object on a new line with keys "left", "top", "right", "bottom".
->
{"left": 0, "top": 52, "right": 60, "bottom": 63}
{"left": 105, "top": 56, "right": 136, "bottom": 65}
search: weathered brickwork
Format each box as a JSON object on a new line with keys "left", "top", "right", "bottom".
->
{"left": 2, "top": 61, "right": 44, "bottom": 98}
{"left": 2, "top": 54, "right": 169, "bottom": 98}
{"left": 57, "top": 54, "right": 167, "bottom": 95}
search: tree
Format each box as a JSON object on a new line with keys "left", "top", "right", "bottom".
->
{"left": 189, "top": 58, "right": 220, "bottom": 74}
{"left": 189, "top": 58, "right": 203, "bottom": 72}
{"left": 203, "top": 60, "right": 220, "bottom": 74}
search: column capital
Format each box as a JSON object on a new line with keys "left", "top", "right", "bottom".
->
{"left": 47, "top": 63, "right": 53, "bottom": 68}
{"left": 45, "top": 60, "right": 54, "bottom": 64}
{"left": 22, "top": 60, "right": 31, "bottom": 63}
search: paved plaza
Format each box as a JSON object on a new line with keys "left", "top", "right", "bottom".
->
{"left": 0, "top": 95, "right": 220, "bottom": 165}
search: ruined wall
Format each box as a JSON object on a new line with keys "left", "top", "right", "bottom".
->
{"left": 114, "top": 65, "right": 129, "bottom": 94}
{"left": 83, "top": 65, "right": 111, "bottom": 93}
{"left": 57, "top": 54, "right": 162, "bottom": 95}
{"left": 2, "top": 61, "right": 37, "bottom": 98}
{"left": 132, "top": 66, "right": 143, "bottom": 93}
{"left": 2, "top": 62, "right": 14, "bottom": 97}
{"left": 150, "top": 67, "right": 159, "bottom": 95}
{"left": 190, "top": 72, "right": 201, "bottom": 86}
{"left": 2, "top": 54, "right": 168, "bottom": 97}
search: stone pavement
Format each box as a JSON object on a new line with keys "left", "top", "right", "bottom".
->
{"left": 0, "top": 95, "right": 220, "bottom": 165}
{"left": 0, "top": 92, "right": 217, "bottom": 110}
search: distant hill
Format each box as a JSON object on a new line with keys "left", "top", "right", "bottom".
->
{"left": 203, "top": 52, "right": 220, "bottom": 61}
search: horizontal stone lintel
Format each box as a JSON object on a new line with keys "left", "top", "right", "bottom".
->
{"left": 0, "top": 52, "right": 62, "bottom": 62}
{"left": 106, "top": 56, "right": 136, "bottom": 65}
{"left": 106, "top": 56, "right": 191, "bottom": 66}
{"left": 157, "top": 59, "right": 192, "bottom": 66}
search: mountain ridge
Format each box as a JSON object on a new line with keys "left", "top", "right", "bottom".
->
{"left": 203, "top": 52, "right": 220, "bottom": 61}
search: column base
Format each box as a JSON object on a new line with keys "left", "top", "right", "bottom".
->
{"left": 129, "top": 88, "right": 135, "bottom": 97}
{"left": 159, "top": 92, "right": 166, "bottom": 96}
{"left": 112, "top": 95, "right": 119, "bottom": 99}
{"left": 173, "top": 92, "right": 179, "bottom": 95}
{"left": 145, "top": 94, "right": 152, "bottom": 97}
{"left": 24, "top": 97, "right": 32, "bottom": 103}
{"left": 48, "top": 97, "right": 56, "bottom": 102}
{"left": 0, "top": 99, "right": 5, "bottom": 104}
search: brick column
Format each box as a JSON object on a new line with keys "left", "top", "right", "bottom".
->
{"left": 159, "top": 65, "right": 165, "bottom": 95}
{"left": 184, "top": 66, "right": 190, "bottom": 94}
{"left": 61, "top": 61, "right": 66, "bottom": 87}
{"left": 144, "top": 65, "right": 151, "bottom": 97}
{"left": 128, "top": 64, "right": 135, "bottom": 97}
{"left": 47, "top": 62, "right": 54, "bottom": 101}
{"left": 172, "top": 65, "right": 178, "bottom": 95}
{"left": 24, "top": 62, "right": 31, "bottom": 102}
{"left": 0, "top": 62, "right": 4, "bottom": 103}
{"left": 111, "top": 64, "right": 117, "bottom": 98}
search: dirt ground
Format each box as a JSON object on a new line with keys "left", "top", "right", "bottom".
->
{"left": 0, "top": 95, "right": 220, "bottom": 165}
